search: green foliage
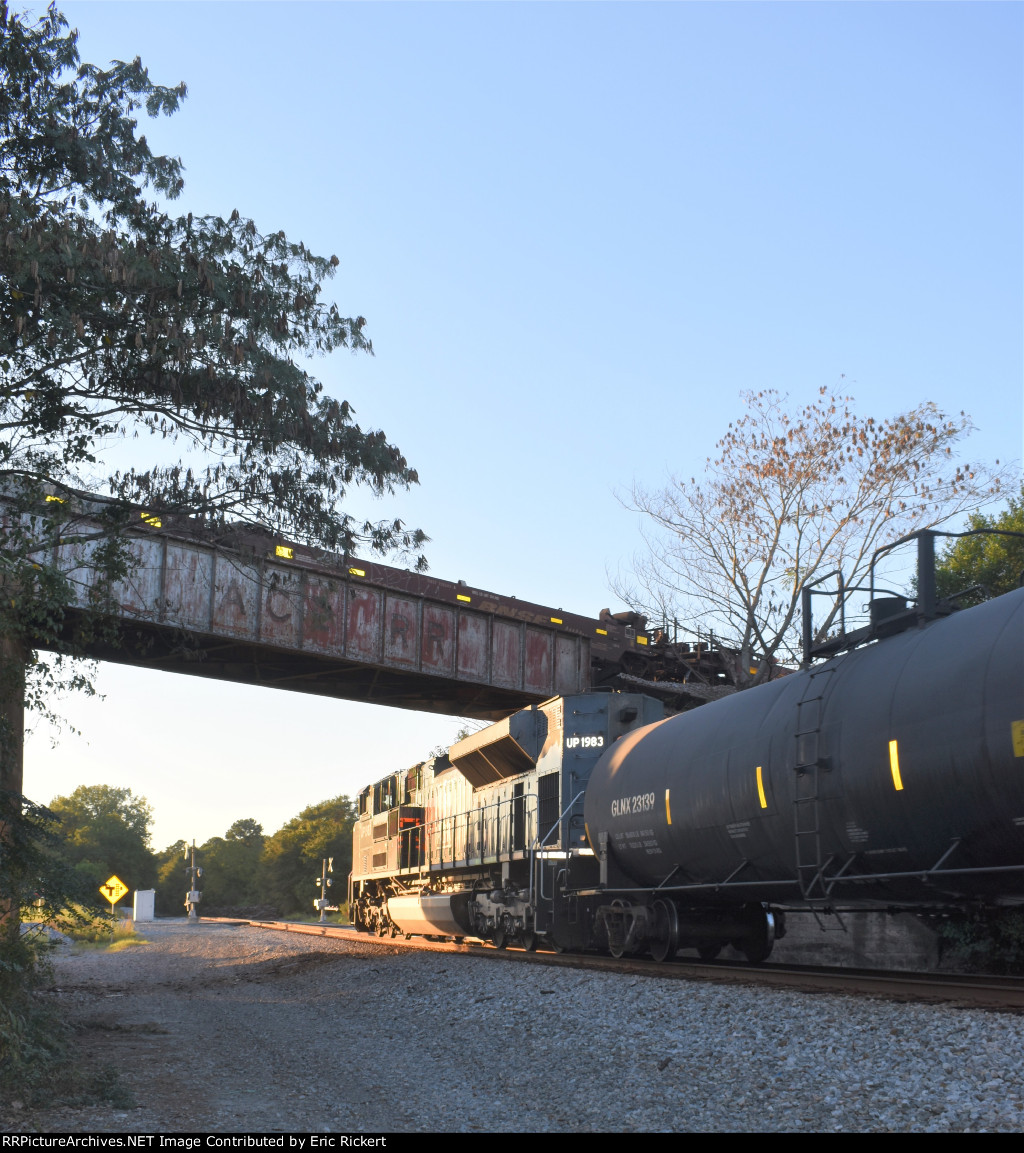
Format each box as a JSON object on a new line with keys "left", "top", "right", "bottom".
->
{"left": 0, "top": 1, "right": 426, "bottom": 724}
{"left": 937, "top": 909, "right": 1024, "bottom": 976}
{"left": 0, "top": 794, "right": 118, "bottom": 1103}
{"left": 934, "top": 485, "right": 1024, "bottom": 607}
{"left": 0, "top": 792, "right": 104, "bottom": 933}
{"left": 153, "top": 837, "right": 187, "bottom": 916}
{"left": 195, "top": 819, "right": 265, "bottom": 909}
{"left": 48, "top": 783, "right": 156, "bottom": 892}
{"left": 0, "top": 934, "right": 67, "bottom": 1103}
{"left": 259, "top": 796, "right": 355, "bottom": 917}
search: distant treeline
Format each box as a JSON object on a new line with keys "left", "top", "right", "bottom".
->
{"left": 46, "top": 785, "right": 356, "bottom": 919}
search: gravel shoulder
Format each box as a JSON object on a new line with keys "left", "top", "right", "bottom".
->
{"left": 3, "top": 919, "right": 1024, "bottom": 1133}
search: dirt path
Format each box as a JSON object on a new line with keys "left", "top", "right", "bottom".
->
{"left": 3, "top": 920, "right": 406, "bottom": 1133}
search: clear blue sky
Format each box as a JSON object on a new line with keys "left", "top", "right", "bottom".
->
{"left": 24, "top": 2, "right": 1023, "bottom": 854}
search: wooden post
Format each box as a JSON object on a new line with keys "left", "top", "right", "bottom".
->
{"left": 0, "top": 633, "right": 26, "bottom": 944}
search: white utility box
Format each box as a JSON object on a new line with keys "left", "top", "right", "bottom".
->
{"left": 133, "top": 889, "right": 156, "bottom": 921}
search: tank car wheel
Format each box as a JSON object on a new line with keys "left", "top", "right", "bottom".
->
{"left": 492, "top": 926, "right": 508, "bottom": 950}
{"left": 739, "top": 938, "right": 773, "bottom": 964}
{"left": 389, "top": 923, "right": 399, "bottom": 938}
{"left": 648, "top": 899, "right": 679, "bottom": 963}
{"left": 607, "top": 899, "right": 635, "bottom": 959}
{"left": 731, "top": 934, "right": 773, "bottom": 964}
{"left": 520, "top": 929, "right": 538, "bottom": 953}
{"left": 697, "top": 944, "right": 722, "bottom": 961}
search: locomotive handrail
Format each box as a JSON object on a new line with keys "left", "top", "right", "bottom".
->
{"left": 421, "top": 794, "right": 538, "bottom": 870}
{"left": 532, "top": 789, "right": 586, "bottom": 905}
{"left": 534, "top": 789, "right": 586, "bottom": 850}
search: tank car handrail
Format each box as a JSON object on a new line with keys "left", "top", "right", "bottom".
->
{"left": 583, "top": 862, "right": 1024, "bottom": 899}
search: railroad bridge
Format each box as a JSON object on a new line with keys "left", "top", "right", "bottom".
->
{"left": 25, "top": 507, "right": 667, "bottom": 721}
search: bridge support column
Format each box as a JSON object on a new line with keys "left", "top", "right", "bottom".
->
{"left": 0, "top": 633, "right": 26, "bottom": 945}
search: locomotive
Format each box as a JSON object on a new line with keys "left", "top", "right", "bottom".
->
{"left": 349, "top": 531, "right": 1024, "bottom": 963}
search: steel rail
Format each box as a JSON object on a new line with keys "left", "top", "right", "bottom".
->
{"left": 203, "top": 917, "right": 1024, "bottom": 1011}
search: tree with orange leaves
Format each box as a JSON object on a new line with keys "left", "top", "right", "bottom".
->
{"left": 618, "top": 388, "right": 1007, "bottom": 686}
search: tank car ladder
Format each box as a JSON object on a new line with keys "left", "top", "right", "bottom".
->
{"left": 792, "top": 669, "right": 844, "bottom": 928}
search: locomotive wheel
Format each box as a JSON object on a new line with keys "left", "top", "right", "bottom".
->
{"left": 648, "top": 899, "right": 679, "bottom": 963}
{"left": 520, "top": 929, "right": 538, "bottom": 953}
{"left": 492, "top": 926, "right": 508, "bottom": 950}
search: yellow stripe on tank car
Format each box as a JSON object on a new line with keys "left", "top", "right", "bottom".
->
{"left": 756, "top": 765, "right": 768, "bottom": 809}
{"left": 1012, "top": 720, "right": 1024, "bottom": 758}
{"left": 889, "top": 739, "right": 904, "bottom": 791}
{"left": 665, "top": 788, "right": 672, "bottom": 825}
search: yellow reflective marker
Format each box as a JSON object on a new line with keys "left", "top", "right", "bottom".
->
{"left": 141, "top": 512, "right": 162, "bottom": 527}
{"left": 457, "top": 594, "right": 471, "bottom": 603}
{"left": 1012, "top": 720, "right": 1024, "bottom": 758}
{"left": 275, "top": 545, "right": 293, "bottom": 559}
{"left": 636, "top": 635, "right": 649, "bottom": 646}
{"left": 348, "top": 567, "right": 365, "bottom": 577}
{"left": 889, "top": 739, "right": 904, "bottom": 791}
{"left": 665, "top": 788, "right": 672, "bottom": 825}
{"left": 550, "top": 617, "right": 563, "bottom": 625}
{"left": 45, "top": 494, "right": 65, "bottom": 503}
{"left": 756, "top": 765, "right": 768, "bottom": 809}
{"left": 595, "top": 627, "right": 608, "bottom": 636}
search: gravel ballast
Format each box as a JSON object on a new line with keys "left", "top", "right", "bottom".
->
{"left": 4, "top": 919, "right": 1024, "bottom": 1133}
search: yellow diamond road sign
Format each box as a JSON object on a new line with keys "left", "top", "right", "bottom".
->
{"left": 100, "top": 875, "right": 129, "bottom": 906}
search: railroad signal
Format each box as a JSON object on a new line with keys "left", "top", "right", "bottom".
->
{"left": 184, "top": 841, "right": 202, "bottom": 921}
{"left": 314, "top": 857, "right": 338, "bottom": 923}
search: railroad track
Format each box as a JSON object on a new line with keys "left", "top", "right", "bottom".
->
{"left": 204, "top": 917, "right": 1024, "bottom": 1011}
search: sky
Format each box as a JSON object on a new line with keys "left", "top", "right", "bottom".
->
{"left": 21, "top": 1, "right": 1024, "bottom": 855}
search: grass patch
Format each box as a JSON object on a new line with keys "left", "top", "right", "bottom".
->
{"left": 107, "top": 932, "right": 148, "bottom": 953}
{"left": 70, "top": 922, "right": 148, "bottom": 953}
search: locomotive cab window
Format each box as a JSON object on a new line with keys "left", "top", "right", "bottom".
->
{"left": 374, "top": 777, "right": 397, "bottom": 813}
